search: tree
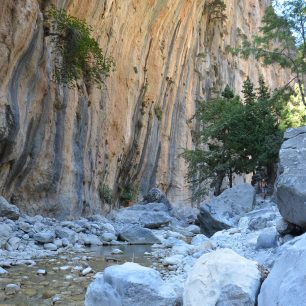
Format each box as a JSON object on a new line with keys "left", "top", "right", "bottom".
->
{"left": 279, "top": 84, "right": 306, "bottom": 129}
{"left": 257, "top": 75, "right": 270, "bottom": 101}
{"left": 235, "top": 0, "right": 306, "bottom": 105}
{"left": 242, "top": 76, "right": 257, "bottom": 105}
{"left": 182, "top": 86, "right": 247, "bottom": 197}
{"left": 182, "top": 77, "right": 294, "bottom": 200}
{"left": 205, "top": 0, "right": 227, "bottom": 23}
{"left": 46, "top": 8, "right": 114, "bottom": 87}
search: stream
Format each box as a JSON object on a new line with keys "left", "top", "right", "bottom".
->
{"left": 0, "top": 245, "right": 153, "bottom": 305}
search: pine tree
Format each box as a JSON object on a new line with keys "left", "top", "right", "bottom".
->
{"left": 242, "top": 77, "right": 256, "bottom": 105}
{"left": 257, "top": 75, "right": 270, "bottom": 101}
{"left": 222, "top": 85, "right": 235, "bottom": 99}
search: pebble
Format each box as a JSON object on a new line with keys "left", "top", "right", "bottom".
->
{"left": 111, "top": 248, "right": 123, "bottom": 255}
{"left": 59, "top": 265, "right": 71, "bottom": 271}
{"left": 37, "top": 269, "right": 47, "bottom": 275}
{"left": 52, "top": 294, "right": 61, "bottom": 303}
{"left": 72, "top": 265, "right": 83, "bottom": 272}
{"left": 0, "top": 267, "right": 8, "bottom": 274}
{"left": 81, "top": 267, "right": 92, "bottom": 276}
{"left": 65, "top": 275, "right": 74, "bottom": 280}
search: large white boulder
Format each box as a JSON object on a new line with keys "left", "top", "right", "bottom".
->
{"left": 198, "top": 184, "right": 256, "bottom": 236}
{"left": 85, "top": 262, "right": 177, "bottom": 306}
{"left": 258, "top": 232, "right": 306, "bottom": 306}
{"left": 183, "top": 248, "right": 261, "bottom": 306}
{"left": 275, "top": 126, "right": 306, "bottom": 228}
{"left": 85, "top": 274, "right": 122, "bottom": 306}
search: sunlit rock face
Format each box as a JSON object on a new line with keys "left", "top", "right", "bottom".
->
{"left": 0, "top": 0, "right": 288, "bottom": 218}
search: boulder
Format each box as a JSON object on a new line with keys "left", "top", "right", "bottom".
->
{"left": 18, "top": 221, "right": 32, "bottom": 233}
{"left": 6, "top": 237, "right": 21, "bottom": 251}
{"left": 256, "top": 227, "right": 278, "bottom": 249}
{"left": 198, "top": 184, "right": 256, "bottom": 236}
{"left": 118, "top": 225, "right": 161, "bottom": 244}
{"left": 191, "top": 234, "right": 209, "bottom": 246}
{"left": 275, "top": 126, "right": 306, "bottom": 228}
{"left": 143, "top": 188, "right": 171, "bottom": 208}
{"left": 0, "top": 223, "right": 13, "bottom": 248}
{"left": 114, "top": 207, "right": 171, "bottom": 229}
{"left": 85, "top": 262, "right": 177, "bottom": 306}
{"left": 186, "top": 225, "right": 201, "bottom": 234}
{"left": 183, "top": 248, "right": 261, "bottom": 306}
{"left": 162, "top": 254, "right": 184, "bottom": 266}
{"left": 258, "top": 232, "right": 306, "bottom": 305}
{"left": 79, "top": 233, "right": 102, "bottom": 246}
{"left": 276, "top": 218, "right": 293, "bottom": 235}
{"left": 101, "top": 232, "right": 117, "bottom": 242}
{"left": 130, "top": 202, "right": 170, "bottom": 212}
{"left": 55, "top": 226, "right": 76, "bottom": 244}
{"left": 142, "top": 212, "right": 171, "bottom": 229}
{"left": 34, "top": 230, "right": 55, "bottom": 243}
{"left": 44, "top": 243, "right": 58, "bottom": 251}
{"left": 238, "top": 206, "right": 280, "bottom": 231}
{"left": 0, "top": 196, "right": 19, "bottom": 220}
{"left": 85, "top": 275, "right": 122, "bottom": 306}
{"left": 170, "top": 206, "right": 199, "bottom": 225}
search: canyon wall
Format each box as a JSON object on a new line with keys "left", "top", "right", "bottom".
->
{"left": 0, "top": 0, "right": 288, "bottom": 218}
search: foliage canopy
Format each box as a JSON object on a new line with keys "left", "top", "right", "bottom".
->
{"left": 182, "top": 77, "right": 302, "bottom": 199}
{"left": 234, "top": 0, "right": 306, "bottom": 105}
{"left": 205, "top": 0, "right": 227, "bottom": 23}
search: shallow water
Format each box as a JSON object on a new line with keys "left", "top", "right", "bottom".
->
{"left": 0, "top": 245, "right": 153, "bottom": 306}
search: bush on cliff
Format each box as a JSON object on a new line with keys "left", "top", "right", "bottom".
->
{"left": 46, "top": 8, "right": 114, "bottom": 87}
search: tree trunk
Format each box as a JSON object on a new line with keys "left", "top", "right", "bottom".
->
{"left": 214, "top": 170, "right": 225, "bottom": 196}
{"left": 266, "top": 163, "right": 276, "bottom": 184}
{"left": 229, "top": 168, "right": 233, "bottom": 188}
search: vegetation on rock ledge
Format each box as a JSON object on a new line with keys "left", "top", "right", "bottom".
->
{"left": 46, "top": 8, "right": 114, "bottom": 87}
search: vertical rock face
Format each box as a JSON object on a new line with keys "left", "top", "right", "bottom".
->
{"left": 274, "top": 127, "right": 306, "bottom": 228}
{"left": 0, "top": 0, "right": 288, "bottom": 218}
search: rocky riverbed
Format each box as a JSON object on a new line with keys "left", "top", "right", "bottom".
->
{"left": 0, "top": 187, "right": 295, "bottom": 305}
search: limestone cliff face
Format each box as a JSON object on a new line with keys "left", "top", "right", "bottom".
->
{"left": 0, "top": 0, "right": 288, "bottom": 218}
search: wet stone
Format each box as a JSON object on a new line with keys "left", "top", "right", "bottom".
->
{"left": 37, "top": 269, "right": 47, "bottom": 275}
{"left": 5, "top": 284, "right": 20, "bottom": 295}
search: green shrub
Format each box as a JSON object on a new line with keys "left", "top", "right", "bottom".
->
{"left": 99, "top": 184, "right": 113, "bottom": 204}
{"left": 205, "top": 0, "right": 227, "bottom": 22}
{"left": 46, "top": 8, "right": 114, "bottom": 87}
{"left": 154, "top": 106, "right": 162, "bottom": 121}
{"left": 120, "top": 185, "right": 139, "bottom": 204}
